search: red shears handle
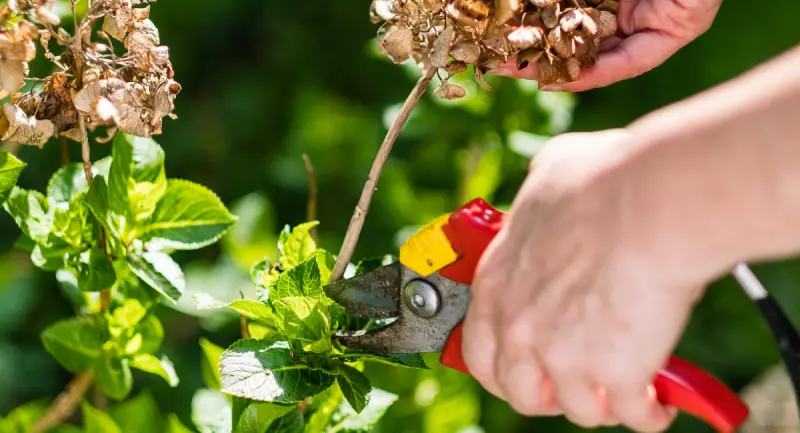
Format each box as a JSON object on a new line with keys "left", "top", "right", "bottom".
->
{"left": 436, "top": 198, "right": 749, "bottom": 433}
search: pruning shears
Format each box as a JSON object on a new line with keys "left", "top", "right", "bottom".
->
{"left": 323, "top": 198, "right": 751, "bottom": 433}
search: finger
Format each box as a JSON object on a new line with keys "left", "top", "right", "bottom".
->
{"left": 462, "top": 301, "right": 504, "bottom": 398}
{"left": 548, "top": 361, "right": 609, "bottom": 428}
{"left": 540, "top": 31, "right": 685, "bottom": 92}
{"left": 495, "top": 318, "right": 560, "bottom": 416}
{"left": 606, "top": 383, "right": 676, "bottom": 432}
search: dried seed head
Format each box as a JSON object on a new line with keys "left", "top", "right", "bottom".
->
{"left": 530, "top": 0, "right": 558, "bottom": 7}
{"left": 444, "top": 60, "right": 469, "bottom": 75}
{"left": 548, "top": 27, "right": 574, "bottom": 58}
{"left": 434, "top": 83, "right": 467, "bottom": 100}
{"left": 507, "top": 26, "right": 544, "bottom": 50}
{"left": 474, "top": 67, "right": 492, "bottom": 91}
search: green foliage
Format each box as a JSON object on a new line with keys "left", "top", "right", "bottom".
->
{"left": 193, "top": 222, "right": 431, "bottom": 432}
{"left": 0, "top": 149, "right": 25, "bottom": 202}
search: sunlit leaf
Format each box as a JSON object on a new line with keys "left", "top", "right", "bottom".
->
{"left": 278, "top": 222, "right": 320, "bottom": 270}
{"left": 325, "top": 388, "right": 398, "bottom": 432}
{"left": 137, "top": 179, "right": 237, "bottom": 250}
{"left": 199, "top": 337, "right": 224, "bottom": 390}
{"left": 127, "top": 251, "right": 185, "bottom": 302}
{"left": 336, "top": 365, "right": 371, "bottom": 414}
{"left": 219, "top": 339, "right": 334, "bottom": 404}
{"left": 191, "top": 388, "right": 231, "bottom": 433}
{"left": 232, "top": 397, "right": 294, "bottom": 433}
{"left": 78, "top": 247, "right": 117, "bottom": 292}
{"left": 130, "top": 353, "right": 179, "bottom": 387}
{"left": 0, "top": 149, "right": 25, "bottom": 202}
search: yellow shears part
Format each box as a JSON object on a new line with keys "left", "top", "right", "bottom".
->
{"left": 399, "top": 213, "right": 458, "bottom": 276}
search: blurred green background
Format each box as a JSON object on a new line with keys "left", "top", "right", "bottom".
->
{"left": 2, "top": 1, "right": 800, "bottom": 432}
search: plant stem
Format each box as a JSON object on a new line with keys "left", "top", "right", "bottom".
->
{"left": 60, "top": 137, "right": 70, "bottom": 166}
{"left": 31, "top": 371, "right": 94, "bottom": 433}
{"left": 78, "top": 115, "right": 92, "bottom": 185}
{"left": 328, "top": 68, "right": 436, "bottom": 283}
{"left": 302, "top": 153, "right": 318, "bottom": 242}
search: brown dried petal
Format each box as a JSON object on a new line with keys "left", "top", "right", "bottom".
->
{"left": 582, "top": 11, "right": 599, "bottom": 37}
{"left": 538, "top": 56, "right": 569, "bottom": 85}
{"left": 507, "top": 26, "right": 544, "bottom": 50}
{"left": 0, "top": 103, "right": 55, "bottom": 148}
{"left": 548, "top": 27, "right": 574, "bottom": 58}
{"left": 451, "top": 42, "right": 481, "bottom": 64}
{"left": 73, "top": 78, "right": 127, "bottom": 115}
{"left": 565, "top": 57, "right": 581, "bottom": 81}
{"left": 479, "top": 54, "right": 506, "bottom": 71}
{"left": 102, "top": 15, "right": 128, "bottom": 40}
{"left": 124, "top": 18, "right": 160, "bottom": 53}
{"left": 530, "top": 0, "right": 558, "bottom": 6}
{"left": 379, "top": 24, "right": 414, "bottom": 64}
{"left": 480, "top": 25, "right": 508, "bottom": 54}
{"left": 0, "top": 59, "right": 27, "bottom": 96}
{"left": 541, "top": 3, "right": 560, "bottom": 29}
{"left": 560, "top": 10, "right": 585, "bottom": 32}
{"left": 474, "top": 67, "right": 492, "bottom": 91}
{"left": 370, "top": 0, "right": 396, "bottom": 23}
{"left": 597, "top": 11, "right": 617, "bottom": 38}
{"left": 434, "top": 83, "right": 467, "bottom": 100}
{"left": 516, "top": 48, "right": 543, "bottom": 70}
{"left": 494, "top": 0, "right": 521, "bottom": 25}
{"left": 431, "top": 25, "right": 456, "bottom": 68}
{"left": 444, "top": 60, "right": 468, "bottom": 75}
{"left": 598, "top": 0, "right": 620, "bottom": 13}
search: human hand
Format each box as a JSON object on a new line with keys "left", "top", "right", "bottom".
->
{"left": 461, "top": 129, "right": 711, "bottom": 431}
{"left": 494, "top": 0, "right": 723, "bottom": 91}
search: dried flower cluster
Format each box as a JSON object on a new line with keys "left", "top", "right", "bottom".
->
{"left": 371, "top": 0, "right": 619, "bottom": 99}
{"left": 0, "top": 0, "right": 179, "bottom": 148}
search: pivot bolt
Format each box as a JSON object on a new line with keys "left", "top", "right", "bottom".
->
{"left": 403, "top": 279, "right": 441, "bottom": 318}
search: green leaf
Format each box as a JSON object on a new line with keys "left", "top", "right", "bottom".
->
{"left": 127, "top": 251, "right": 185, "bottom": 302}
{"left": 83, "top": 401, "right": 123, "bottom": 433}
{"left": 47, "top": 162, "right": 88, "bottom": 203}
{"left": 3, "top": 187, "right": 51, "bottom": 243}
{"left": 325, "top": 388, "right": 398, "bottom": 433}
{"left": 272, "top": 297, "right": 331, "bottom": 353}
{"left": 219, "top": 339, "right": 335, "bottom": 404}
{"left": 269, "top": 409, "right": 304, "bottom": 433}
{"left": 334, "top": 351, "right": 428, "bottom": 370}
{"left": 0, "top": 399, "right": 49, "bottom": 433}
{"left": 94, "top": 353, "right": 133, "bottom": 401}
{"left": 136, "top": 313, "right": 164, "bottom": 354}
{"left": 278, "top": 222, "right": 320, "bottom": 270}
{"left": 166, "top": 414, "right": 195, "bottom": 433}
{"left": 0, "top": 149, "right": 25, "bottom": 202}
{"left": 137, "top": 179, "right": 237, "bottom": 250}
{"left": 108, "top": 133, "right": 167, "bottom": 229}
{"left": 336, "top": 365, "right": 371, "bottom": 414}
{"left": 303, "top": 386, "right": 342, "bottom": 433}
{"left": 110, "top": 390, "right": 163, "bottom": 433}
{"left": 199, "top": 337, "right": 224, "bottom": 390}
{"left": 191, "top": 388, "right": 232, "bottom": 433}
{"left": 48, "top": 194, "right": 92, "bottom": 250}
{"left": 41, "top": 317, "right": 104, "bottom": 373}
{"left": 130, "top": 353, "right": 179, "bottom": 387}
{"left": 271, "top": 256, "right": 323, "bottom": 302}
{"left": 195, "top": 297, "right": 275, "bottom": 324}
{"left": 78, "top": 247, "right": 117, "bottom": 292}
{"left": 56, "top": 268, "right": 89, "bottom": 310}
{"left": 232, "top": 397, "right": 294, "bottom": 433}
{"left": 109, "top": 299, "right": 147, "bottom": 330}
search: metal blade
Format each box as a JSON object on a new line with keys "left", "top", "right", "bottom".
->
{"left": 322, "top": 262, "right": 402, "bottom": 318}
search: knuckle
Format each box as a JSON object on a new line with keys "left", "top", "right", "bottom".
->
{"left": 498, "top": 360, "right": 547, "bottom": 416}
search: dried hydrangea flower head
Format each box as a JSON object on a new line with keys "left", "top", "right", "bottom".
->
{"left": 372, "top": 0, "right": 619, "bottom": 99}
{"left": 0, "top": 0, "right": 179, "bottom": 148}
